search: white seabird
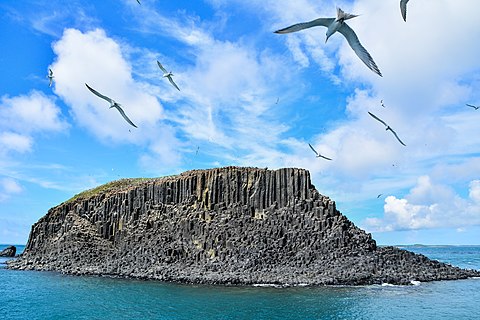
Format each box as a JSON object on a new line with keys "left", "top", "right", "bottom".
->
{"left": 466, "top": 104, "right": 479, "bottom": 110}
{"left": 47, "top": 68, "right": 54, "bottom": 87}
{"left": 381, "top": 99, "right": 386, "bottom": 108}
{"left": 85, "top": 83, "right": 138, "bottom": 128}
{"left": 308, "top": 143, "right": 332, "bottom": 160}
{"left": 157, "top": 60, "right": 180, "bottom": 91}
{"left": 274, "top": 7, "right": 382, "bottom": 77}
{"left": 400, "top": 0, "right": 410, "bottom": 22}
{"left": 368, "top": 111, "right": 406, "bottom": 146}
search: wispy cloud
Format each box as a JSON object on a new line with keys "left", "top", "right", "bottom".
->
{"left": 3, "top": 0, "right": 99, "bottom": 38}
{"left": 123, "top": 5, "right": 306, "bottom": 168}
{"left": 0, "top": 177, "right": 23, "bottom": 202}
{"left": 0, "top": 132, "right": 32, "bottom": 154}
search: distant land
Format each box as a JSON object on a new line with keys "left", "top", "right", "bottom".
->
{"left": 8, "top": 167, "right": 479, "bottom": 285}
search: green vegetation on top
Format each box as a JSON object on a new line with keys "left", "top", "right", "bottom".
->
{"left": 64, "top": 178, "right": 153, "bottom": 204}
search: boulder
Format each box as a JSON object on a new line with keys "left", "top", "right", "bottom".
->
{"left": 0, "top": 246, "right": 16, "bottom": 257}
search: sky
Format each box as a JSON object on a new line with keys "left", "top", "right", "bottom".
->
{"left": 0, "top": 0, "right": 479, "bottom": 246}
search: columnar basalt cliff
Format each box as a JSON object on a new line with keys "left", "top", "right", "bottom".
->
{"left": 8, "top": 167, "right": 479, "bottom": 285}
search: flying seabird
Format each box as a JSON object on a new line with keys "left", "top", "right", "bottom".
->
{"left": 368, "top": 111, "right": 406, "bottom": 146}
{"left": 308, "top": 143, "right": 332, "bottom": 160}
{"left": 157, "top": 60, "right": 180, "bottom": 91}
{"left": 85, "top": 83, "right": 137, "bottom": 128}
{"left": 274, "top": 7, "right": 382, "bottom": 77}
{"left": 380, "top": 99, "right": 386, "bottom": 108}
{"left": 466, "top": 104, "right": 479, "bottom": 110}
{"left": 400, "top": 0, "right": 410, "bottom": 22}
{"left": 377, "top": 194, "right": 383, "bottom": 198}
{"left": 47, "top": 68, "right": 54, "bottom": 87}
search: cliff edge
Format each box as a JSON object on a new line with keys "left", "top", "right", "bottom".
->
{"left": 8, "top": 167, "right": 479, "bottom": 285}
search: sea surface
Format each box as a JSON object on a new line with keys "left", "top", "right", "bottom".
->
{"left": 1, "top": 245, "right": 479, "bottom": 319}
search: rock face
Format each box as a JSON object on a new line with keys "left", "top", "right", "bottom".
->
{"left": 8, "top": 167, "right": 479, "bottom": 285}
{"left": 0, "top": 246, "right": 16, "bottom": 257}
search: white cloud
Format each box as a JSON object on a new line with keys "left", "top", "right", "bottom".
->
{"left": 125, "top": 7, "right": 304, "bottom": 169}
{"left": 0, "top": 91, "right": 67, "bottom": 134}
{"left": 51, "top": 28, "right": 181, "bottom": 169}
{"left": 0, "top": 132, "right": 33, "bottom": 154}
{"left": 0, "top": 177, "right": 23, "bottom": 202}
{"left": 0, "top": 91, "right": 67, "bottom": 158}
{"left": 470, "top": 180, "right": 480, "bottom": 203}
{"left": 364, "top": 176, "right": 480, "bottom": 232}
{"left": 5, "top": 0, "right": 98, "bottom": 38}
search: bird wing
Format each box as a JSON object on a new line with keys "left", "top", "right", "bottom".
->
{"left": 137, "top": 0, "right": 141, "bottom": 4}
{"left": 400, "top": 0, "right": 409, "bottom": 22}
{"left": 157, "top": 60, "right": 168, "bottom": 73}
{"left": 389, "top": 128, "right": 406, "bottom": 146}
{"left": 274, "top": 18, "right": 334, "bottom": 34}
{"left": 338, "top": 23, "right": 382, "bottom": 77}
{"left": 168, "top": 76, "right": 180, "bottom": 91}
{"left": 466, "top": 104, "right": 477, "bottom": 109}
{"left": 49, "top": 68, "right": 53, "bottom": 76}
{"left": 368, "top": 112, "right": 388, "bottom": 127}
{"left": 308, "top": 143, "right": 319, "bottom": 156}
{"left": 49, "top": 77, "right": 53, "bottom": 87}
{"left": 319, "top": 154, "right": 332, "bottom": 161}
{"left": 113, "top": 104, "right": 137, "bottom": 128}
{"left": 85, "top": 83, "right": 114, "bottom": 104}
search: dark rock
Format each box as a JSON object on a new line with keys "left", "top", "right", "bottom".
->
{"left": 7, "top": 166, "right": 480, "bottom": 285}
{"left": 0, "top": 246, "right": 16, "bottom": 257}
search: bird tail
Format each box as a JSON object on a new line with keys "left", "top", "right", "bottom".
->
{"left": 336, "top": 7, "right": 358, "bottom": 21}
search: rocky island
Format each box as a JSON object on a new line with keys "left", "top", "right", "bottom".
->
{"left": 8, "top": 167, "right": 479, "bottom": 285}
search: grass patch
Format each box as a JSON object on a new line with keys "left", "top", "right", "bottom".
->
{"left": 64, "top": 178, "right": 153, "bottom": 204}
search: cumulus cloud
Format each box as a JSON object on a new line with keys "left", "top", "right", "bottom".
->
{"left": 364, "top": 176, "right": 480, "bottom": 232}
{"left": 51, "top": 28, "right": 181, "bottom": 169}
{"left": 0, "top": 91, "right": 67, "bottom": 156}
{"left": 0, "top": 91, "right": 67, "bottom": 134}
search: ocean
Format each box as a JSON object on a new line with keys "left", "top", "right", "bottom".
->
{"left": 1, "top": 245, "right": 479, "bottom": 319}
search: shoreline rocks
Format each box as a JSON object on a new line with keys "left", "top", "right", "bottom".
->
{"left": 0, "top": 246, "right": 16, "bottom": 257}
{"left": 7, "top": 166, "right": 479, "bottom": 285}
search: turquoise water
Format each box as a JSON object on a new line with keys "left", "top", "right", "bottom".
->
{"left": 1, "top": 245, "right": 479, "bottom": 319}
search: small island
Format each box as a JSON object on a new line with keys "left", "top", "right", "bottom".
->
{"left": 8, "top": 167, "right": 479, "bottom": 285}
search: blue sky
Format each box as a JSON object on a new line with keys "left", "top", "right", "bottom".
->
{"left": 1, "top": 0, "right": 479, "bottom": 245}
